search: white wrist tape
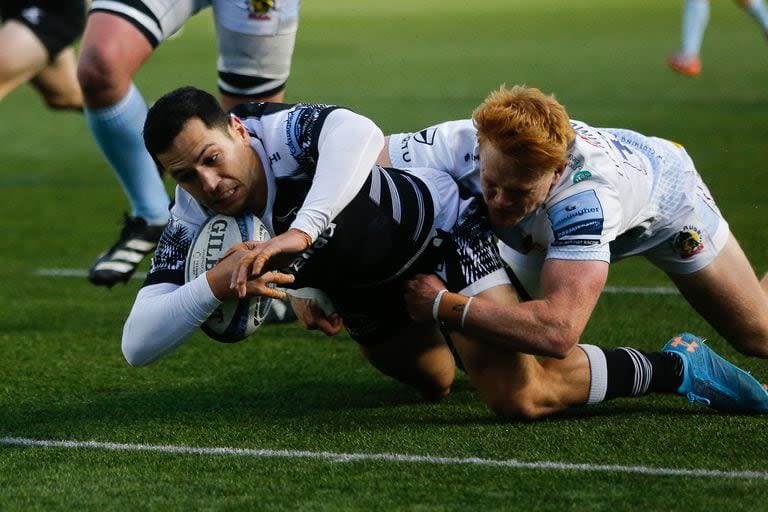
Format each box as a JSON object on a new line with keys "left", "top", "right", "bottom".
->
{"left": 460, "top": 296, "right": 474, "bottom": 329}
{"left": 432, "top": 289, "right": 448, "bottom": 323}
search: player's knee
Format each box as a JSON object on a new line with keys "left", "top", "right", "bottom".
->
{"left": 418, "top": 381, "right": 452, "bottom": 402}
{"left": 413, "top": 366, "right": 454, "bottom": 401}
{"left": 479, "top": 380, "right": 553, "bottom": 421}
{"left": 76, "top": 46, "right": 125, "bottom": 101}
{"left": 486, "top": 391, "right": 547, "bottom": 421}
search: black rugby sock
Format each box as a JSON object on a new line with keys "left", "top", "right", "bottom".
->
{"left": 603, "top": 348, "right": 684, "bottom": 400}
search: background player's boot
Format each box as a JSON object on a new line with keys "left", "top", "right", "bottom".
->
{"left": 88, "top": 215, "right": 166, "bottom": 287}
{"left": 663, "top": 333, "right": 768, "bottom": 413}
{"left": 667, "top": 54, "right": 702, "bottom": 77}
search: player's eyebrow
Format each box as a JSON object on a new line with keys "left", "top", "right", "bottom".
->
{"left": 168, "top": 143, "right": 215, "bottom": 178}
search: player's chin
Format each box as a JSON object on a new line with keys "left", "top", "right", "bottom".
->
{"left": 212, "top": 192, "right": 246, "bottom": 215}
{"left": 489, "top": 211, "right": 522, "bottom": 229}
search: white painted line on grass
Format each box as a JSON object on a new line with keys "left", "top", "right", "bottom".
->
{"left": 34, "top": 268, "right": 677, "bottom": 294}
{"left": 2, "top": 437, "right": 765, "bottom": 481}
{"left": 35, "top": 268, "right": 147, "bottom": 279}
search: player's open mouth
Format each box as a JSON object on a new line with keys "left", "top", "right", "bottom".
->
{"left": 215, "top": 186, "right": 239, "bottom": 206}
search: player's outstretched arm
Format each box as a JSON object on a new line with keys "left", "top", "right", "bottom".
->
{"left": 121, "top": 279, "right": 221, "bottom": 367}
{"left": 405, "top": 259, "right": 608, "bottom": 358}
{"left": 122, "top": 251, "right": 294, "bottom": 367}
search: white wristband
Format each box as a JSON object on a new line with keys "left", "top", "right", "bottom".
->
{"left": 460, "top": 296, "right": 474, "bottom": 329}
{"left": 432, "top": 289, "right": 448, "bottom": 322}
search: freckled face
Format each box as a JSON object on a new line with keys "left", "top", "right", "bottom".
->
{"left": 479, "top": 141, "right": 561, "bottom": 228}
{"left": 156, "top": 117, "right": 264, "bottom": 216}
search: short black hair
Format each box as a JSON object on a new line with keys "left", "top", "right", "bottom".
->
{"left": 143, "top": 86, "right": 230, "bottom": 159}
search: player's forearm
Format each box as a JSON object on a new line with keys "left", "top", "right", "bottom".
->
{"left": 121, "top": 277, "right": 221, "bottom": 366}
{"left": 453, "top": 295, "right": 580, "bottom": 358}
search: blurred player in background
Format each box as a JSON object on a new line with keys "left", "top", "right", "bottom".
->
{"left": 376, "top": 84, "right": 768, "bottom": 416}
{"left": 668, "top": 0, "right": 768, "bottom": 76}
{"left": 0, "top": 0, "right": 85, "bottom": 110}
{"left": 77, "top": 0, "right": 300, "bottom": 288}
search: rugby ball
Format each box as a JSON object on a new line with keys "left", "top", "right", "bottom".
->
{"left": 185, "top": 213, "right": 272, "bottom": 343}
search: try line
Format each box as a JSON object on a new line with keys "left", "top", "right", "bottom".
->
{"left": 34, "top": 268, "right": 679, "bottom": 295}
{"left": 2, "top": 437, "right": 765, "bottom": 481}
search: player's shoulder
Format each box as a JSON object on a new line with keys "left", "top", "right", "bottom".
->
{"left": 170, "top": 186, "right": 209, "bottom": 229}
{"left": 239, "top": 102, "right": 344, "bottom": 150}
{"left": 404, "top": 119, "right": 477, "bottom": 154}
{"left": 427, "top": 119, "right": 476, "bottom": 140}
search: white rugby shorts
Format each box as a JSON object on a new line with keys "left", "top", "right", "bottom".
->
{"left": 89, "top": 0, "right": 299, "bottom": 96}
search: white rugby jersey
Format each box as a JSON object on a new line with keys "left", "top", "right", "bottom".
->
{"left": 147, "top": 103, "right": 386, "bottom": 286}
{"left": 125, "top": 102, "right": 472, "bottom": 365}
{"left": 389, "top": 119, "right": 700, "bottom": 263}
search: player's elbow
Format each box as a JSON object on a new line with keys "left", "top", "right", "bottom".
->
{"left": 542, "top": 326, "right": 581, "bottom": 359}
{"left": 122, "top": 338, "right": 152, "bottom": 367}
{"left": 121, "top": 323, "right": 155, "bottom": 367}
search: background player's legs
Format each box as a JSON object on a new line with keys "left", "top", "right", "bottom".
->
{"left": 77, "top": 13, "right": 170, "bottom": 286}
{"left": 30, "top": 47, "right": 82, "bottom": 111}
{"left": 669, "top": 0, "right": 709, "bottom": 76}
{"left": 738, "top": 0, "right": 768, "bottom": 36}
{"left": 215, "top": 15, "right": 298, "bottom": 110}
{"left": 668, "top": 234, "right": 768, "bottom": 357}
{"left": 360, "top": 321, "right": 456, "bottom": 402}
{"left": 0, "top": 20, "right": 49, "bottom": 101}
{"left": 221, "top": 89, "right": 285, "bottom": 109}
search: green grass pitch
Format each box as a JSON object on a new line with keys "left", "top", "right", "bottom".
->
{"left": 1, "top": 1, "right": 768, "bottom": 510}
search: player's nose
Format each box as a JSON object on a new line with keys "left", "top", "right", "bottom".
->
{"left": 199, "top": 168, "right": 221, "bottom": 192}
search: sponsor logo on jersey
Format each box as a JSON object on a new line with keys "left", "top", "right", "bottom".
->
{"left": 572, "top": 122, "right": 604, "bottom": 149}
{"left": 290, "top": 222, "right": 337, "bottom": 273}
{"left": 274, "top": 206, "right": 299, "bottom": 224}
{"left": 399, "top": 134, "right": 411, "bottom": 162}
{"left": 572, "top": 170, "right": 592, "bottom": 183}
{"left": 413, "top": 128, "right": 436, "bottom": 145}
{"left": 547, "top": 190, "right": 604, "bottom": 246}
{"left": 21, "top": 6, "right": 43, "bottom": 25}
{"left": 671, "top": 226, "right": 705, "bottom": 258}
{"left": 248, "top": 0, "right": 274, "bottom": 19}
{"left": 286, "top": 105, "right": 327, "bottom": 163}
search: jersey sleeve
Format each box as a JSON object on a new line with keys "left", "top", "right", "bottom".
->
{"left": 544, "top": 182, "right": 622, "bottom": 262}
{"left": 387, "top": 119, "right": 480, "bottom": 191}
{"left": 121, "top": 276, "right": 222, "bottom": 366}
{"left": 288, "top": 108, "right": 384, "bottom": 241}
{"left": 143, "top": 187, "right": 207, "bottom": 287}
{"left": 122, "top": 187, "right": 220, "bottom": 366}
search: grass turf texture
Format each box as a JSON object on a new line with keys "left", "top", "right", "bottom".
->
{"left": 1, "top": 0, "right": 768, "bottom": 509}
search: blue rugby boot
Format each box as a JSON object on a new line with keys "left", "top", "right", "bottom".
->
{"left": 663, "top": 333, "right": 768, "bottom": 414}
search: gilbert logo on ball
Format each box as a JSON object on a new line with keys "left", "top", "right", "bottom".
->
{"left": 185, "top": 214, "right": 272, "bottom": 342}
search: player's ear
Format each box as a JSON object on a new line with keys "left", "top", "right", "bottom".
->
{"left": 550, "top": 161, "right": 567, "bottom": 189}
{"left": 229, "top": 114, "right": 249, "bottom": 142}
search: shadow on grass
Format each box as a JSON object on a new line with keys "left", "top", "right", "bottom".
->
{"left": 1, "top": 374, "right": 722, "bottom": 441}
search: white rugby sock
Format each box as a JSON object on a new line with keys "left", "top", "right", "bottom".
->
{"left": 579, "top": 344, "right": 608, "bottom": 405}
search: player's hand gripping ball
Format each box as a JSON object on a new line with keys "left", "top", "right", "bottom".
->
{"left": 185, "top": 214, "right": 272, "bottom": 342}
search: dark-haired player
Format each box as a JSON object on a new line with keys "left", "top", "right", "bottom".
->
{"left": 78, "top": 0, "right": 300, "bottom": 287}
